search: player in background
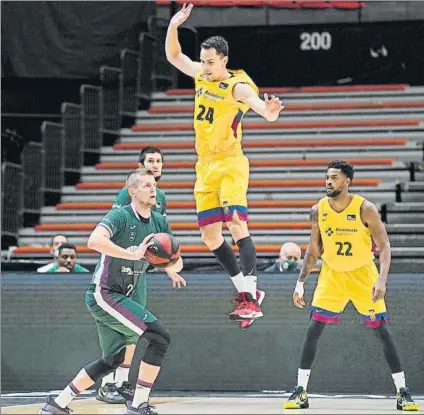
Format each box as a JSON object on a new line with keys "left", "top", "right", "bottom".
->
{"left": 166, "top": 3, "right": 283, "bottom": 327}
{"left": 97, "top": 147, "right": 168, "bottom": 404}
{"left": 40, "top": 169, "right": 185, "bottom": 415}
{"left": 284, "top": 160, "right": 419, "bottom": 412}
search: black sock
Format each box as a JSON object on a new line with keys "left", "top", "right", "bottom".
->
{"left": 300, "top": 319, "right": 326, "bottom": 369}
{"left": 373, "top": 320, "right": 403, "bottom": 373}
{"left": 212, "top": 241, "right": 241, "bottom": 277}
{"left": 236, "top": 236, "right": 257, "bottom": 276}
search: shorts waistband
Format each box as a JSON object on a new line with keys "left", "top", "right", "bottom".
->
{"left": 198, "top": 150, "right": 243, "bottom": 163}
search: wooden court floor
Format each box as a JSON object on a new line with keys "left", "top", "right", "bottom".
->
{"left": 2, "top": 393, "right": 423, "bottom": 414}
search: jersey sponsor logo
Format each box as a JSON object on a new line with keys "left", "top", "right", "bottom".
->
{"left": 219, "top": 82, "right": 229, "bottom": 89}
{"left": 129, "top": 231, "right": 136, "bottom": 242}
{"left": 347, "top": 214, "right": 356, "bottom": 220}
{"left": 203, "top": 90, "right": 225, "bottom": 101}
{"left": 335, "top": 227, "right": 358, "bottom": 234}
{"left": 196, "top": 87, "right": 204, "bottom": 97}
{"left": 325, "top": 227, "right": 334, "bottom": 237}
{"left": 121, "top": 266, "right": 134, "bottom": 275}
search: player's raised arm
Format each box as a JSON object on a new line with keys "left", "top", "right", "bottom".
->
{"left": 293, "top": 205, "right": 322, "bottom": 308}
{"left": 88, "top": 225, "right": 154, "bottom": 261}
{"left": 233, "top": 83, "right": 284, "bottom": 122}
{"left": 165, "top": 3, "right": 202, "bottom": 78}
{"left": 361, "top": 200, "right": 391, "bottom": 302}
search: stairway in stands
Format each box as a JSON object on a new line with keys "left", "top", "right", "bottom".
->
{"left": 14, "top": 84, "right": 424, "bottom": 268}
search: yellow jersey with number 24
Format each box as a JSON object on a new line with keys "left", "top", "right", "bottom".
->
{"left": 318, "top": 194, "right": 375, "bottom": 272}
{"left": 193, "top": 69, "right": 258, "bottom": 157}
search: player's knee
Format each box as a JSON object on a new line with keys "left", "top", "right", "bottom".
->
{"left": 140, "top": 321, "right": 171, "bottom": 366}
{"left": 200, "top": 226, "right": 222, "bottom": 249}
{"left": 103, "top": 347, "right": 126, "bottom": 370}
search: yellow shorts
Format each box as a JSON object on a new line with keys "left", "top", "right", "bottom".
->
{"left": 194, "top": 152, "right": 249, "bottom": 227}
{"left": 311, "top": 261, "right": 387, "bottom": 328}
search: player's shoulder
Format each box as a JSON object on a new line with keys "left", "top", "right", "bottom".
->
{"left": 151, "top": 209, "right": 166, "bottom": 223}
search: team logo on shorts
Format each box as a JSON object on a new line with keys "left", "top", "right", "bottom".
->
{"left": 129, "top": 231, "right": 136, "bottom": 242}
{"left": 325, "top": 227, "right": 334, "bottom": 237}
{"left": 369, "top": 309, "right": 376, "bottom": 321}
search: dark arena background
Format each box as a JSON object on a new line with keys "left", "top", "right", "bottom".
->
{"left": 1, "top": 1, "right": 424, "bottom": 414}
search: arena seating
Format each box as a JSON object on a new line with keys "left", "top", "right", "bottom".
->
{"left": 13, "top": 84, "right": 424, "bottom": 268}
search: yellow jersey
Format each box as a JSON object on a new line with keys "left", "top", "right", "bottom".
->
{"left": 318, "top": 194, "right": 375, "bottom": 272}
{"left": 193, "top": 69, "right": 258, "bottom": 157}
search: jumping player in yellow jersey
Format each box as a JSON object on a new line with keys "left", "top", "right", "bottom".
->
{"left": 166, "top": 4, "right": 283, "bottom": 326}
{"left": 284, "top": 160, "right": 419, "bottom": 412}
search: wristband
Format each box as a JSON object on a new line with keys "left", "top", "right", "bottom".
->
{"left": 295, "top": 281, "right": 305, "bottom": 298}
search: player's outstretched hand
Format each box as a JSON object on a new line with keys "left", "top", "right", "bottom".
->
{"left": 372, "top": 277, "right": 386, "bottom": 303}
{"left": 293, "top": 291, "right": 306, "bottom": 308}
{"left": 134, "top": 233, "right": 155, "bottom": 260}
{"left": 169, "top": 3, "right": 193, "bottom": 28}
{"left": 165, "top": 269, "right": 187, "bottom": 289}
{"left": 264, "top": 93, "right": 284, "bottom": 122}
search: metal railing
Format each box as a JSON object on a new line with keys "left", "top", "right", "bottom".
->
{"left": 139, "top": 33, "right": 155, "bottom": 100}
{"left": 100, "top": 65, "right": 122, "bottom": 134}
{"left": 121, "top": 49, "right": 141, "bottom": 116}
{"left": 1, "top": 162, "right": 24, "bottom": 240}
{"left": 41, "top": 121, "right": 65, "bottom": 194}
{"left": 80, "top": 84, "right": 103, "bottom": 153}
{"left": 147, "top": 16, "right": 199, "bottom": 91}
{"left": 22, "top": 142, "right": 45, "bottom": 214}
{"left": 61, "top": 103, "right": 83, "bottom": 173}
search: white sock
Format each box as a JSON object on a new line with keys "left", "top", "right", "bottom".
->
{"left": 115, "top": 365, "right": 130, "bottom": 387}
{"left": 230, "top": 272, "right": 245, "bottom": 293}
{"left": 131, "top": 380, "right": 152, "bottom": 408}
{"left": 297, "top": 368, "right": 311, "bottom": 391}
{"left": 392, "top": 371, "right": 406, "bottom": 392}
{"left": 101, "top": 371, "right": 115, "bottom": 387}
{"left": 55, "top": 383, "right": 79, "bottom": 408}
{"left": 244, "top": 275, "right": 257, "bottom": 298}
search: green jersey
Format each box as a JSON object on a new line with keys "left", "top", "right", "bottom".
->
{"left": 92, "top": 204, "right": 172, "bottom": 295}
{"left": 47, "top": 263, "right": 90, "bottom": 273}
{"left": 113, "top": 186, "right": 167, "bottom": 217}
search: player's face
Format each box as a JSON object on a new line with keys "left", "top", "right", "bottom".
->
{"left": 325, "top": 168, "right": 350, "bottom": 198}
{"left": 200, "top": 48, "right": 228, "bottom": 81}
{"left": 58, "top": 248, "right": 77, "bottom": 271}
{"left": 139, "top": 152, "right": 163, "bottom": 181}
{"left": 131, "top": 175, "right": 157, "bottom": 207}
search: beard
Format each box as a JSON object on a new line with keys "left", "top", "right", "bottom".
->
{"left": 327, "top": 188, "right": 343, "bottom": 198}
{"left": 154, "top": 175, "right": 161, "bottom": 183}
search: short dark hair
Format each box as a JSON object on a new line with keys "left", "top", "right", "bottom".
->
{"left": 58, "top": 243, "right": 77, "bottom": 254}
{"left": 327, "top": 160, "right": 354, "bottom": 181}
{"left": 201, "top": 36, "right": 229, "bottom": 57}
{"left": 138, "top": 146, "right": 164, "bottom": 165}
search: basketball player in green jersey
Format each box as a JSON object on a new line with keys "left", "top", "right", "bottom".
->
{"left": 98, "top": 147, "right": 168, "bottom": 404}
{"left": 114, "top": 146, "right": 167, "bottom": 216}
{"left": 40, "top": 169, "right": 186, "bottom": 415}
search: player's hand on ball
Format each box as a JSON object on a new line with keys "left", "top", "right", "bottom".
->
{"left": 170, "top": 3, "right": 193, "bottom": 28}
{"left": 372, "top": 277, "right": 386, "bottom": 302}
{"left": 264, "top": 93, "right": 284, "bottom": 122}
{"left": 293, "top": 291, "right": 306, "bottom": 308}
{"left": 165, "top": 269, "right": 187, "bottom": 289}
{"left": 134, "top": 233, "right": 155, "bottom": 260}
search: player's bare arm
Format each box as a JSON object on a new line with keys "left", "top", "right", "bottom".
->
{"left": 165, "top": 3, "right": 202, "bottom": 78}
{"left": 361, "top": 200, "right": 391, "bottom": 302}
{"left": 88, "top": 226, "right": 154, "bottom": 261}
{"left": 233, "top": 83, "right": 284, "bottom": 122}
{"left": 293, "top": 205, "right": 323, "bottom": 308}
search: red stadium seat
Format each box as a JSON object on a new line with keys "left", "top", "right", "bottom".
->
{"left": 298, "top": 1, "right": 333, "bottom": 8}
{"left": 268, "top": 1, "right": 301, "bottom": 8}
{"left": 234, "top": 0, "right": 264, "bottom": 6}
{"left": 331, "top": 1, "right": 365, "bottom": 9}
{"left": 155, "top": 0, "right": 171, "bottom": 5}
{"left": 176, "top": 0, "right": 235, "bottom": 5}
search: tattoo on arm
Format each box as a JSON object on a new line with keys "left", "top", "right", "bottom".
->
{"left": 298, "top": 206, "right": 322, "bottom": 282}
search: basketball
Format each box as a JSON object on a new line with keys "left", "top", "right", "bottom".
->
{"left": 144, "top": 233, "right": 181, "bottom": 267}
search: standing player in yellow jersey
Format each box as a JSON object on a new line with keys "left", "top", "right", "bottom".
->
{"left": 165, "top": 4, "right": 283, "bottom": 325}
{"left": 284, "top": 160, "right": 419, "bottom": 412}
